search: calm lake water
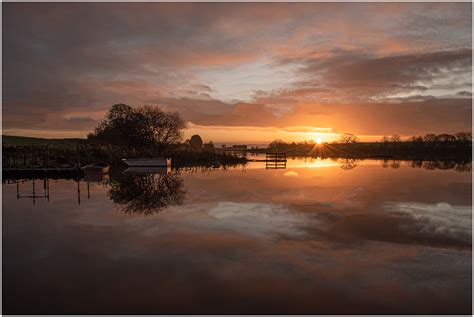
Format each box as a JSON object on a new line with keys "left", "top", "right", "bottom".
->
{"left": 3, "top": 157, "right": 472, "bottom": 314}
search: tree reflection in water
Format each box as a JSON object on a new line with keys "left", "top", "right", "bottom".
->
{"left": 339, "top": 158, "right": 358, "bottom": 170}
{"left": 409, "top": 160, "right": 471, "bottom": 172}
{"left": 109, "top": 171, "right": 185, "bottom": 215}
{"left": 378, "top": 159, "right": 471, "bottom": 172}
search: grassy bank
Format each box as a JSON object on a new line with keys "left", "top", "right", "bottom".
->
{"left": 2, "top": 135, "right": 247, "bottom": 168}
{"left": 2, "top": 135, "right": 84, "bottom": 147}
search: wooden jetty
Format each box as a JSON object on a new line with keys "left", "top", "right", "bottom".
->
{"left": 3, "top": 145, "right": 50, "bottom": 168}
{"left": 265, "top": 152, "right": 287, "bottom": 169}
{"left": 246, "top": 152, "right": 287, "bottom": 169}
{"left": 3, "top": 144, "right": 83, "bottom": 179}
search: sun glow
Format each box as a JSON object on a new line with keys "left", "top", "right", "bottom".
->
{"left": 315, "top": 137, "right": 323, "bottom": 144}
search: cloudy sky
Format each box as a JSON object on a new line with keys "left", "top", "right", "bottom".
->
{"left": 3, "top": 3, "right": 472, "bottom": 143}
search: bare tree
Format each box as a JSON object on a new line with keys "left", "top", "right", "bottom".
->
{"left": 423, "top": 133, "right": 438, "bottom": 142}
{"left": 437, "top": 134, "right": 456, "bottom": 143}
{"left": 455, "top": 132, "right": 472, "bottom": 143}
{"left": 390, "top": 134, "right": 401, "bottom": 142}
{"left": 339, "top": 133, "right": 359, "bottom": 144}
{"left": 88, "top": 104, "right": 186, "bottom": 151}
{"left": 144, "top": 108, "right": 186, "bottom": 149}
{"left": 268, "top": 139, "right": 287, "bottom": 149}
{"left": 382, "top": 135, "right": 401, "bottom": 144}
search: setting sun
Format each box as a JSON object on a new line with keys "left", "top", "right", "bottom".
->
{"left": 316, "top": 137, "right": 323, "bottom": 144}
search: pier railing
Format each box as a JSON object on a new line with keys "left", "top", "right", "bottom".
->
{"left": 265, "top": 152, "right": 287, "bottom": 169}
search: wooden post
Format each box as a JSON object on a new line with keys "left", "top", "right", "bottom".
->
{"left": 32, "top": 179, "right": 36, "bottom": 205}
{"left": 77, "top": 180, "right": 81, "bottom": 205}
{"left": 76, "top": 145, "right": 80, "bottom": 167}
{"left": 46, "top": 146, "right": 49, "bottom": 167}
{"left": 46, "top": 178, "right": 50, "bottom": 202}
{"left": 33, "top": 147, "right": 37, "bottom": 167}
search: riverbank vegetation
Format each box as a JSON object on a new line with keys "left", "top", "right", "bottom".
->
{"left": 255, "top": 132, "right": 472, "bottom": 161}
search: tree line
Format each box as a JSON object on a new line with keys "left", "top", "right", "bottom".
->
{"left": 264, "top": 131, "right": 471, "bottom": 160}
{"left": 268, "top": 132, "right": 472, "bottom": 149}
{"left": 337, "top": 132, "right": 472, "bottom": 145}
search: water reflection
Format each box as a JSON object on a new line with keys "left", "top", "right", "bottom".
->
{"left": 177, "top": 165, "right": 247, "bottom": 174}
{"left": 380, "top": 159, "right": 400, "bottom": 169}
{"left": 378, "top": 159, "right": 471, "bottom": 171}
{"left": 282, "top": 157, "right": 471, "bottom": 172}
{"left": 12, "top": 178, "right": 50, "bottom": 205}
{"left": 3, "top": 159, "right": 470, "bottom": 209}
{"left": 339, "top": 158, "right": 358, "bottom": 170}
{"left": 2, "top": 157, "right": 471, "bottom": 314}
{"left": 109, "top": 171, "right": 185, "bottom": 215}
{"left": 84, "top": 172, "right": 110, "bottom": 184}
{"left": 408, "top": 160, "right": 471, "bottom": 171}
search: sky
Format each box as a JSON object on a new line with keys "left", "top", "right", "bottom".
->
{"left": 2, "top": 2, "right": 472, "bottom": 144}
